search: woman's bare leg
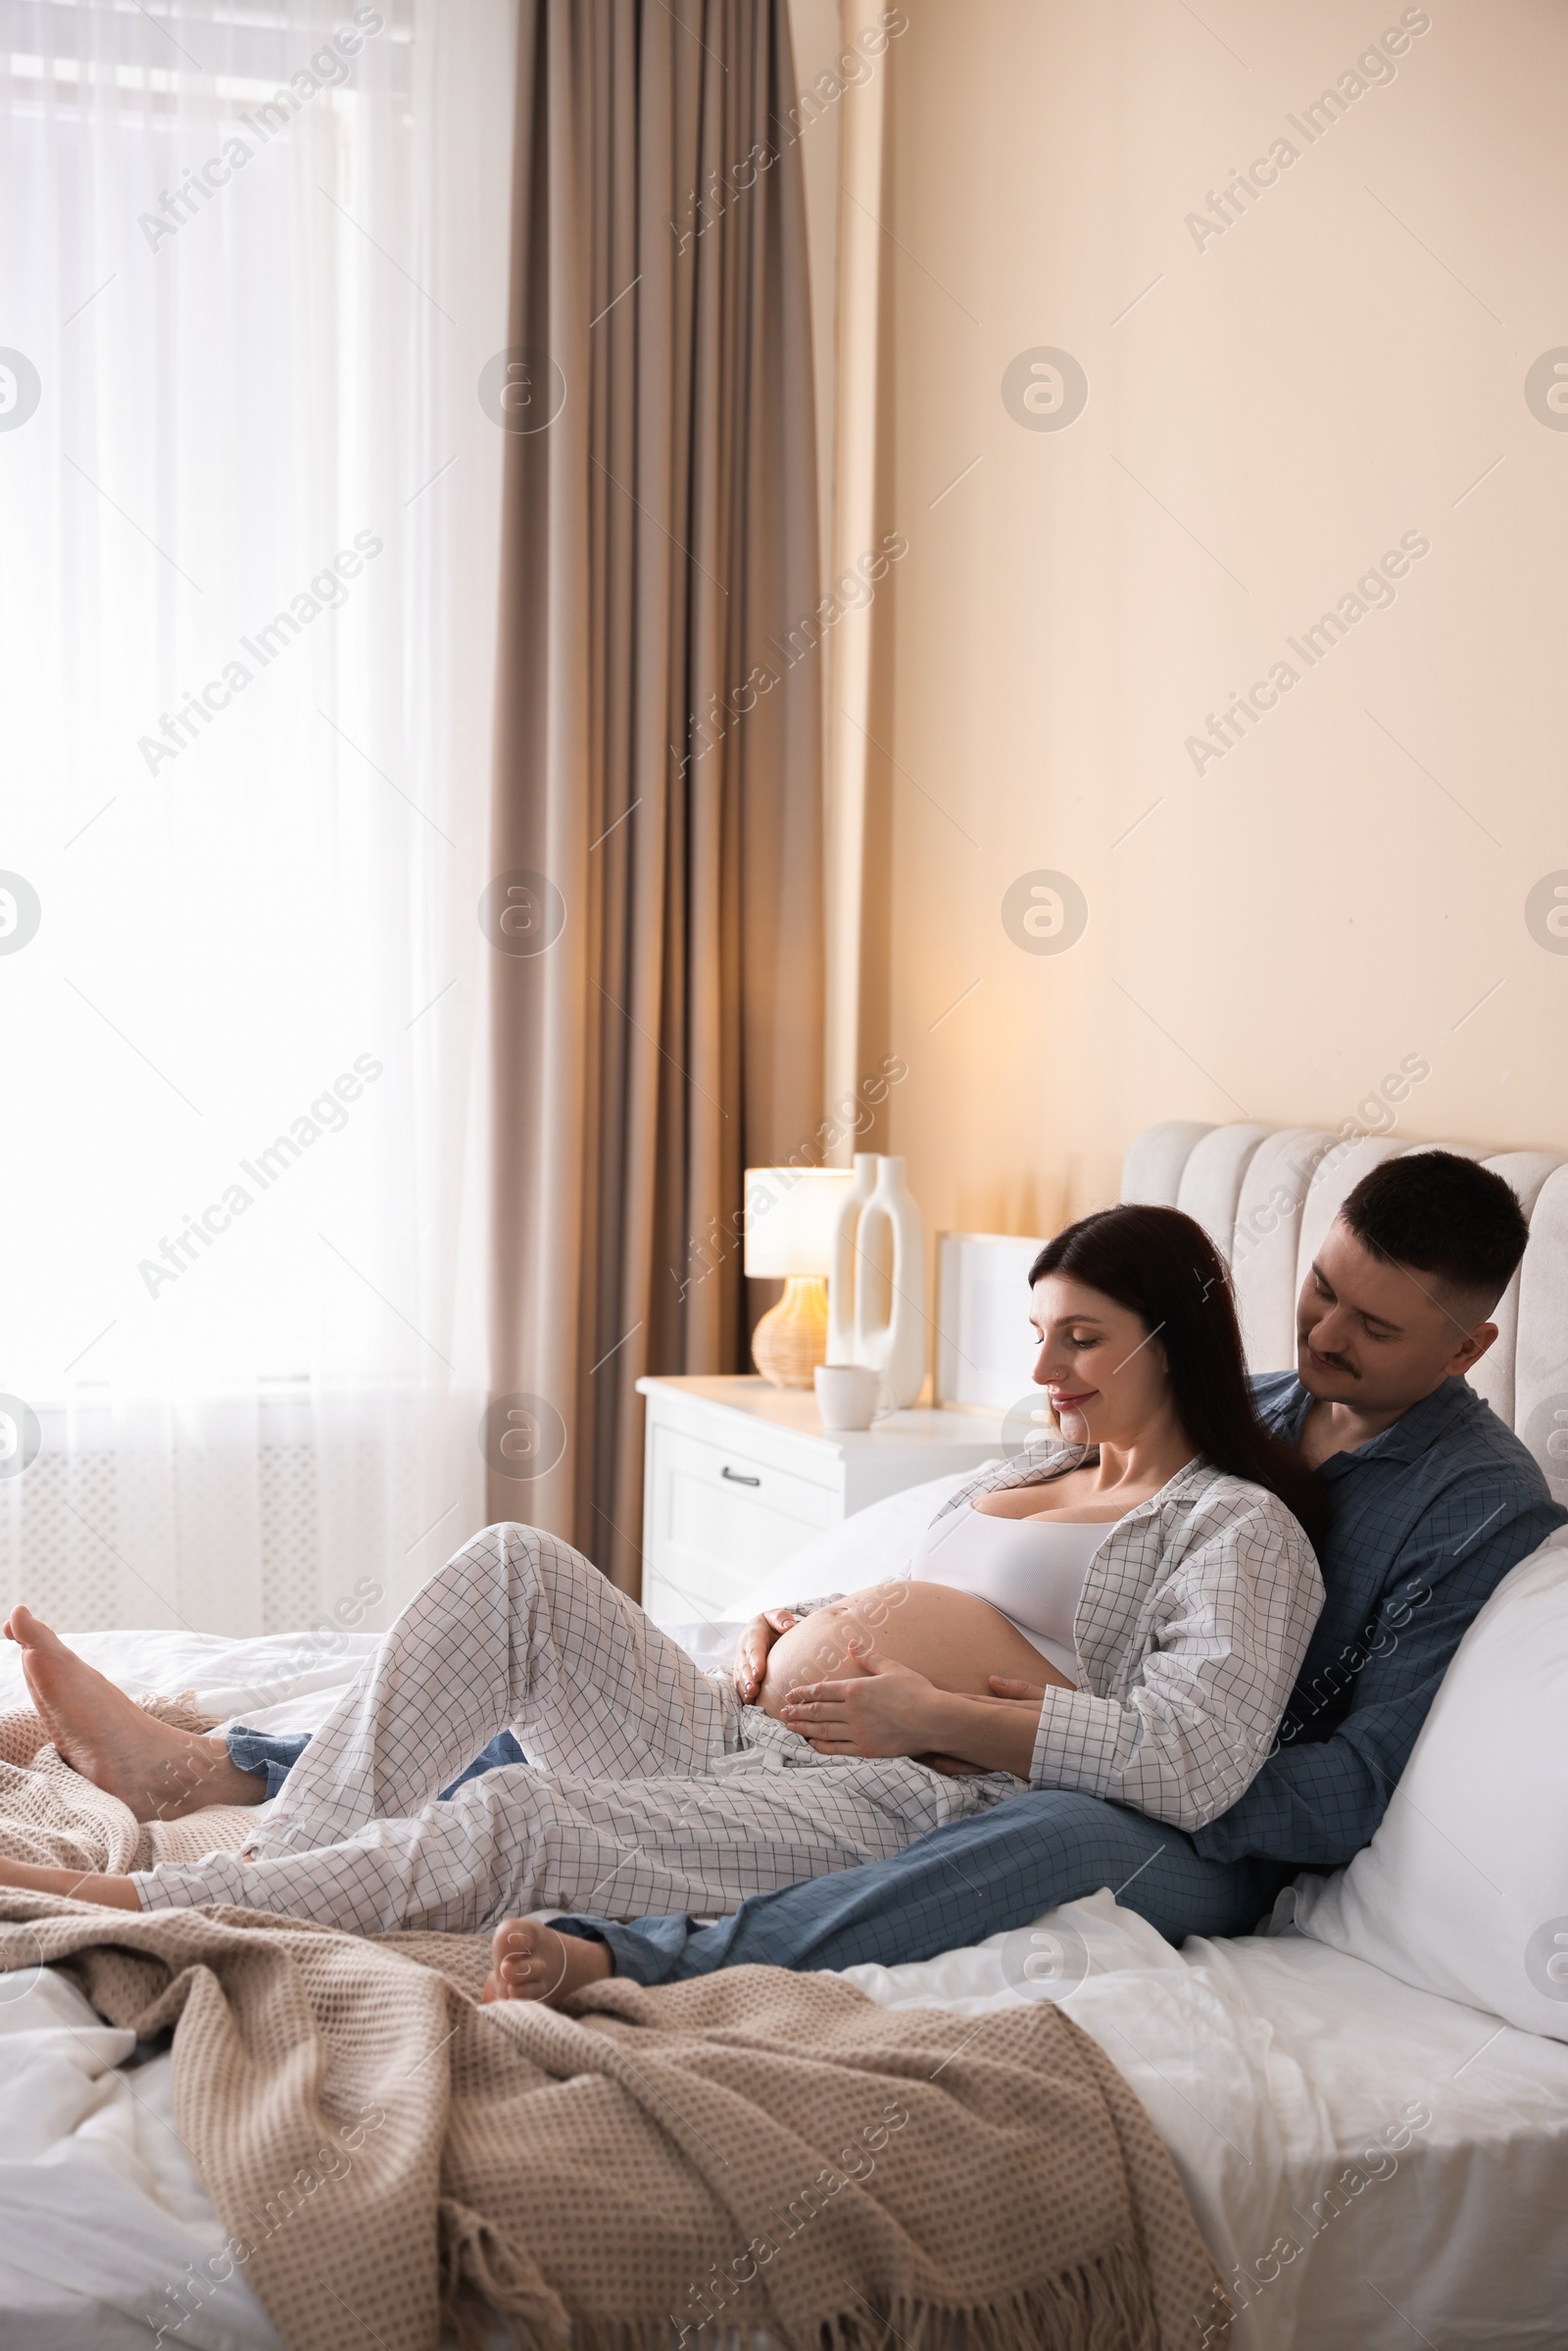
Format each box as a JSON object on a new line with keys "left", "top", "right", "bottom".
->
{"left": 481, "top": 1917, "right": 612, "bottom": 2007}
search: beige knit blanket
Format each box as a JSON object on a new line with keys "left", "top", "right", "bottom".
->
{"left": 0, "top": 1884, "right": 1226, "bottom": 2351}
{"left": 0, "top": 1696, "right": 261, "bottom": 1870}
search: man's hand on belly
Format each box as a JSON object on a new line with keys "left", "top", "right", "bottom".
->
{"left": 779, "top": 1643, "right": 1046, "bottom": 1778}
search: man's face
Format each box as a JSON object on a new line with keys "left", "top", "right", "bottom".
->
{"left": 1296, "top": 1216, "right": 1497, "bottom": 1414}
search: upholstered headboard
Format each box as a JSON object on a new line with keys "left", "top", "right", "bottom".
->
{"left": 1121, "top": 1122, "right": 1568, "bottom": 1501}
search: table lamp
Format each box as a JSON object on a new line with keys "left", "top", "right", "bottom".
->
{"left": 743, "top": 1165, "right": 854, "bottom": 1388}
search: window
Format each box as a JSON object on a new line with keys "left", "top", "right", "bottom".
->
{"left": 0, "top": 0, "right": 514, "bottom": 1630}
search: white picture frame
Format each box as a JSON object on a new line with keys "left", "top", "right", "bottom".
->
{"left": 934, "top": 1231, "right": 1049, "bottom": 1414}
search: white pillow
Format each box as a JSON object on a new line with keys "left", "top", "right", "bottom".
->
{"left": 1293, "top": 1528, "right": 1568, "bottom": 2040}
{"left": 654, "top": 1467, "right": 985, "bottom": 1672}
{"left": 736, "top": 1466, "right": 988, "bottom": 1614}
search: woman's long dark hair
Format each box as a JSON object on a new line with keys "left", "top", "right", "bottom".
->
{"left": 1028, "top": 1203, "right": 1328, "bottom": 1547}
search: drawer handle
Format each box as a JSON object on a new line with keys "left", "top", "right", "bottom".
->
{"left": 720, "top": 1465, "right": 761, "bottom": 1486}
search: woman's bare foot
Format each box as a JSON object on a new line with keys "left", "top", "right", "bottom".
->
{"left": 2, "top": 1606, "right": 267, "bottom": 1824}
{"left": 481, "top": 1918, "right": 612, "bottom": 2009}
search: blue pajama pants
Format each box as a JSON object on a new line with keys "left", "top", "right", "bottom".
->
{"left": 226, "top": 1724, "right": 525, "bottom": 1803}
{"left": 548, "top": 1788, "right": 1293, "bottom": 1982}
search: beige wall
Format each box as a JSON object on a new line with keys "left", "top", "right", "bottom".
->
{"left": 858, "top": 0, "right": 1568, "bottom": 1292}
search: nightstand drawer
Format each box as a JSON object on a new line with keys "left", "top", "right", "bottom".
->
{"left": 643, "top": 1425, "right": 839, "bottom": 1622}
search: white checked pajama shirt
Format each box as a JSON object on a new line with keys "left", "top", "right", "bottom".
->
{"left": 132, "top": 1443, "right": 1321, "bottom": 1934}
{"left": 922, "top": 1439, "right": 1324, "bottom": 1831}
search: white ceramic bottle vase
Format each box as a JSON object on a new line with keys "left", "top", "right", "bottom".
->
{"left": 853, "top": 1155, "right": 926, "bottom": 1407}
{"left": 827, "top": 1153, "right": 878, "bottom": 1366}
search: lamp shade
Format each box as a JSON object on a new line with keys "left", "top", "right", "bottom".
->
{"left": 743, "top": 1166, "right": 853, "bottom": 1279}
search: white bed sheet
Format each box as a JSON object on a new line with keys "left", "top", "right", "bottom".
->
{"left": 846, "top": 1897, "right": 1568, "bottom": 2350}
{"left": 0, "top": 1967, "right": 283, "bottom": 2351}
{"left": 3, "top": 1627, "right": 1564, "bottom": 2351}
{"left": 0, "top": 1624, "right": 377, "bottom": 1744}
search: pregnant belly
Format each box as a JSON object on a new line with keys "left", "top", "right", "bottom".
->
{"left": 758, "top": 1581, "right": 1067, "bottom": 1720}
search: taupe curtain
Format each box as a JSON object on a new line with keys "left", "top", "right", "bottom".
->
{"left": 486, "top": 0, "right": 824, "bottom": 1592}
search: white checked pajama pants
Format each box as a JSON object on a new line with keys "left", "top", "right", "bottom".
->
{"left": 132, "top": 1524, "right": 1015, "bottom": 1934}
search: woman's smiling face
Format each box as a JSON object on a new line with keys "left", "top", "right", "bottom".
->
{"left": 1028, "top": 1274, "right": 1172, "bottom": 1448}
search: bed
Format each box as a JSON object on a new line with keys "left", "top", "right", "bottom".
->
{"left": 4, "top": 1118, "right": 1567, "bottom": 2348}
{"left": 4, "top": 1614, "right": 1565, "bottom": 2351}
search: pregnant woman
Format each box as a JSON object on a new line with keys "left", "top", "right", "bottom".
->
{"left": 0, "top": 1205, "right": 1326, "bottom": 1954}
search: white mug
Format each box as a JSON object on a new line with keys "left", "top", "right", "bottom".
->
{"left": 814, "top": 1363, "right": 898, "bottom": 1433}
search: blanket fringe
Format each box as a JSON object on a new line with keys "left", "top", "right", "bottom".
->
{"left": 440, "top": 2196, "right": 575, "bottom": 2351}
{"left": 811, "top": 2247, "right": 1159, "bottom": 2351}
{"left": 443, "top": 2226, "right": 1160, "bottom": 2351}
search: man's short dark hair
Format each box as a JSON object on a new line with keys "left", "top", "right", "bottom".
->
{"left": 1340, "top": 1150, "right": 1529, "bottom": 1310}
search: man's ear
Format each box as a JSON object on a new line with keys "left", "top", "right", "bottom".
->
{"left": 1445, "top": 1321, "right": 1497, "bottom": 1378}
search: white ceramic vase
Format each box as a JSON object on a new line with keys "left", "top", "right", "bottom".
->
{"left": 826, "top": 1153, "right": 878, "bottom": 1366}
{"left": 852, "top": 1155, "right": 926, "bottom": 1408}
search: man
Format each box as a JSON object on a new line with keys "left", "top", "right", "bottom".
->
{"left": 531, "top": 1150, "right": 1563, "bottom": 1986}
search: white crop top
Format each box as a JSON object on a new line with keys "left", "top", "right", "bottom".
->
{"left": 907, "top": 1504, "right": 1118, "bottom": 1681}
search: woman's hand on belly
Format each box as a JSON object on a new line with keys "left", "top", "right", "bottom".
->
{"left": 732, "top": 1608, "right": 799, "bottom": 1704}
{"left": 779, "top": 1644, "right": 1048, "bottom": 1781}
{"left": 759, "top": 1581, "right": 1070, "bottom": 1718}
{"left": 778, "top": 1645, "right": 956, "bottom": 1760}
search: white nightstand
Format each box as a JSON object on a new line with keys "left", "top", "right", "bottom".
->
{"left": 636, "top": 1375, "right": 1007, "bottom": 1623}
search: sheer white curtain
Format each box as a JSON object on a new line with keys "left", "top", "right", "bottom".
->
{"left": 0, "top": 0, "right": 514, "bottom": 1634}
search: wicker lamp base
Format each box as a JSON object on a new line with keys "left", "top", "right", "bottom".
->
{"left": 751, "top": 1276, "right": 830, "bottom": 1389}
